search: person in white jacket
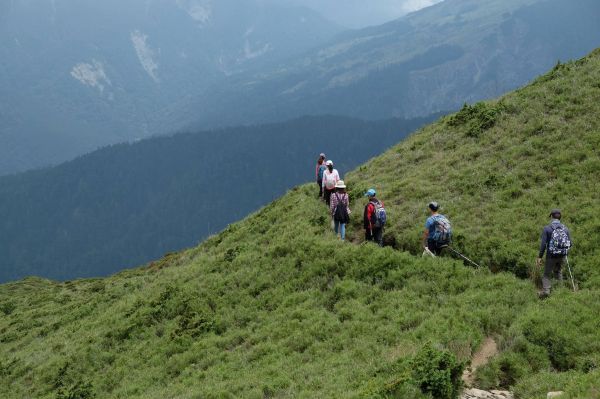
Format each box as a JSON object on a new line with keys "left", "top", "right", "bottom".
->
{"left": 321, "top": 160, "right": 340, "bottom": 206}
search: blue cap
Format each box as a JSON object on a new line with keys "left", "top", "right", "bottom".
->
{"left": 365, "top": 189, "right": 376, "bottom": 197}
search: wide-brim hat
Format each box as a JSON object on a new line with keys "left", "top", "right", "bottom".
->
{"left": 325, "top": 160, "right": 333, "bottom": 166}
{"left": 335, "top": 180, "right": 346, "bottom": 189}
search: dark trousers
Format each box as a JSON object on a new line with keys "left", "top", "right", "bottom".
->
{"left": 317, "top": 179, "right": 323, "bottom": 197}
{"left": 366, "top": 227, "right": 383, "bottom": 247}
{"left": 324, "top": 188, "right": 335, "bottom": 206}
{"left": 427, "top": 239, "right": 446, "bottom": 256}
{"left": 542, "top": 255, "right": 564, "bottom": 294}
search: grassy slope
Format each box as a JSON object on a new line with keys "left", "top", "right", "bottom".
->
{"left": 1, "top": 50, "right": 600, "bottom": 398}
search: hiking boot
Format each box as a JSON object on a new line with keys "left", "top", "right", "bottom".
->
{"left": 538, "top": 291, "right": 550, "bottom": 300}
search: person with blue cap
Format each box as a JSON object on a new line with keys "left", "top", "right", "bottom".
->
{"left": 363, "top": 188, "right": 385, "bottom": 246}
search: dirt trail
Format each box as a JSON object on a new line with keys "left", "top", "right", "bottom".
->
{"left": 462, "top": 337, "right": 498, "bottom": 386}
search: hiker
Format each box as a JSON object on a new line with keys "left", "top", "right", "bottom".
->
{"left": 321, "top": 160, "right": 340, "bottom": 206}
{"left": 364, "top": 189, "right": 386, "bottom": 246}
{"left": 330, "top": 180, "right": 350, "bottom": 240}
{"left": 422, "top": 201, "right": 451, "bottom": 256}
{"left": 536, "top": 209, "right": 572, "bottom": 298}
{"left": 315, "top": 153, "right": 327, "bottom": 198}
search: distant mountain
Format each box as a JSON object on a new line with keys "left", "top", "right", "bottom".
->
{"left": 188, "top": 0, "right": 600, "bottom": 127}
{"left": 4, "top": 0, "right": 599, "bottom": 176}
{"left": 0, "top": 114, "right": 434, "bottom": 283}
{"left": 0, "top": 0, "right": 341, "bottom": 175}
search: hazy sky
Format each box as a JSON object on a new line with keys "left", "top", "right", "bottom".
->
{"left": 275, "top": 0, "right": 445, "bottom": 28}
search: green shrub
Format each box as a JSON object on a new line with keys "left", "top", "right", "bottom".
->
{"left": 53, "top": 363, "right": 96, "bottom": 399}
{"left": 410, "top": 343, "right": 464, "bottom": 399}
{"left": 446, "top": 102, "right": 503, "bottom": 137}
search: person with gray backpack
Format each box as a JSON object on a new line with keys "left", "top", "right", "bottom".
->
{"left": 422, "top": 201, "right": 452, "bottom": 256}
{"left": 536, "top": 209, "right": 573, "bottom": 298}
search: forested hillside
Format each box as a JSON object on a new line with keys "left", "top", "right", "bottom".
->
{"left": 0, "top": 115, "right": 433, "bottom": 283}
{"left": 1, "top": 49, "right": 600, "bottom": 398}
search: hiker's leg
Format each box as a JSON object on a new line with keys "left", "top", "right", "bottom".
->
{"left": 554, "top": 257, "right": 564, "bottom": 286}
{"left": 542, "top": 256, "right": 554, "bottom": 294}
{"left": 340, "top": 223, "right": 346, "bottom": 240}
{"left": 324, "top": 190, "right": 332, "bottom": 206}
{"left": 334, "top": 220, "right": 340, "bottom": 235}
{"left": 365, "top": 229, "right": 373, "bottom": 242}
{"left": 375, "top": 228, "right": 383, "bottom": 247}
{"left": 318, "top": 180, "right": 323, "bottom": 197}
{"left": 427, "top": 239, "right": 438, "bottom": 254}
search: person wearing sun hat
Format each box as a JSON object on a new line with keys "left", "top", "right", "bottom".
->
{"left": 321, "top": 160, "right": 340, "bottom": 206}
{"left": 363, "top": 188, "right": 385, "bottom": 246}
{"left": 330, "top": 180, "right": 351, "bottom": 240}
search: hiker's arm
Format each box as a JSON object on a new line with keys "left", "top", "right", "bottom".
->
{"left": 365, "top": 203, "right": 373, "bottom": 230}
{"left": 536, "top": 228, "right": 548, "bottom": 265}
{"left": 422, "top": 228, "right": 429, "bottom": 249}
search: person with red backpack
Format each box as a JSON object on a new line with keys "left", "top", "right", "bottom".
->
{"left": 364, "top": 189, "right": 385, "bottom": 246}
{"left": 536, "top": 209, "right": 572, "bottom": 298}
{"left": 315, "top": 153, "right": 327, "bottom": 198}
{"left": 321, "top": 160, "right": 340, "bottom": 206}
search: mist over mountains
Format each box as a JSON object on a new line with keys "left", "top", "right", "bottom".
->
{"left": 269, "top": 0, "right": 445, "bottom": 28}
{"left": 3, "top": 0, "right": 600, "bottom": 176}
{"left": 0, "top": 0, "right": 340, "bottom": 175}
{"left": 191, "top": 0, "right": 600, "bottom": 127}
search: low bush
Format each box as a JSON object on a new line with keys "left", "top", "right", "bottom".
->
{"left": 411, "top": 343, "right": 464, "bottom": 399}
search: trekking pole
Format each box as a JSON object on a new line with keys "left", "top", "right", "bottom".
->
{"left": 565, "top": 255, "right": 577, "bottom": 291}
{"left": 445, "top": 246, "right": 482, "bottom": 268}
{"left": 423, "top": 247, "right": 436, "bottom": 258}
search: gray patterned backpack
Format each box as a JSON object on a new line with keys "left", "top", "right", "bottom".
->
{"left": 548, "top": 224, "right": 571, "bottom": 256}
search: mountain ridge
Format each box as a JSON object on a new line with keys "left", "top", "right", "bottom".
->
{"left": 187, "top": 0, "right": 600, "bottom": 128}
{"left": 0, "top": 114, "right": 436, "bottom": 283}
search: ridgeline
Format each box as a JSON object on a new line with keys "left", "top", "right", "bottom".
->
{"left": 2, "top": 49, "right": 600, "bottom": 398}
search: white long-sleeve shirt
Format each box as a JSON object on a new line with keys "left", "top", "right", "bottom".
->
{"left": 322, "top": 169, "right": 340, "bottom": 190}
